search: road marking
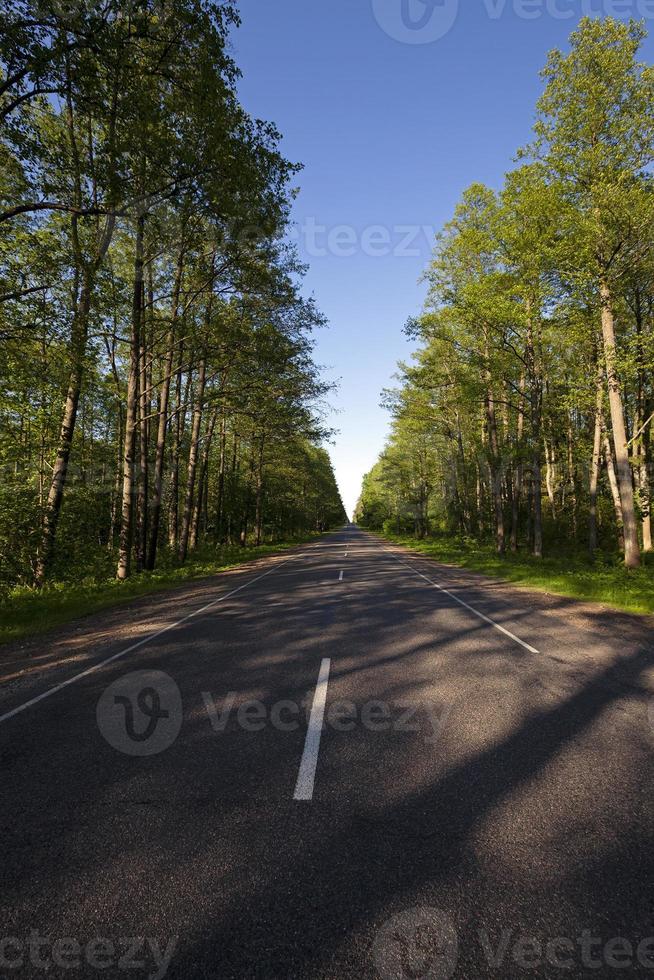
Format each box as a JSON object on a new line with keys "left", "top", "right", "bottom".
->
{"left": 384, "top": 548, "right": 539, "bottom": 655}
{"left": 339, "top": 570, "right": 344, "bottom": 581}
{"left": 294, "top": 657, "right": 331, "bottom": 801}
{"left": 0, "top": 553, "right": 301, "bottom": 726}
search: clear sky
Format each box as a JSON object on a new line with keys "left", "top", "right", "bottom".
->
{"left": 233, "top": 0, "right": 654, "bottom": 517}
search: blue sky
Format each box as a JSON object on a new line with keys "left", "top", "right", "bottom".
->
{"left": 233, "top": 0, "right": 654, "bottom": 516}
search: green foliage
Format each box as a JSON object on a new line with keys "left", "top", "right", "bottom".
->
{"left": 0, "top": 0, "right": 346, "bottom": 603}
{"left": 0, "top": 535, "right": 321, "bottom": 645}
{"left": 357, "top": 17, "right": 654, "bottom": 570}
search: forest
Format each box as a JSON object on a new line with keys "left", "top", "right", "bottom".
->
{"left": 0, "top": 0, "right": 346, "bottom": 611}
{"left": 356, "top": 18, "right": 654, "bottom": 578}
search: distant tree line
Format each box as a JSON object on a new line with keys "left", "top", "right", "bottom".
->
{"left": 356, "top": 18, "right": 654, "bottom": 568}
{"left": 0, "top": 0, "right": 345, "bottom": 593}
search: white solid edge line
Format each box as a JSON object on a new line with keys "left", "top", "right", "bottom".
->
{"left": 384, "top": 547, "right": 539, "bottom": 655}
{"left": 0, "top": 552, "right": 301, "bottom": 726}
{"left": 293, "top": 657, "right": 331, "bottom": 801}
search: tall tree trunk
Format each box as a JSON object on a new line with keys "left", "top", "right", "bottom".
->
{"left": 510, "top": 374, "right": 525, "bottom": 553}
{"left": 254, "top": 432, "right": 265, "bottom": 546}
{"left": 567, "top": 416, "right": 577, "bottom": 539}
{"left": 35, "top": 51, "right": 117, "bottom": 585}
{"left": 108, "top": 407, "right": 124, "bottom": 550}
{"left": 117, "top": 213, "right": 144, "bottom": 580}
{"left": 634, "top": 302, "right": 652, "bottom": 553}
{"left": 531, "top": 412, "right": 544, "bottom": 560}
{"left": 168, "top": 343, "right": 190, "bottom": 551}
{"left": 588, "top": 359, "right": 604, "bottom": 554}
{"left": 190, "top": 407, "right": 217, "bottom": 551}
{"left": 215, "top": 412, "right": 227, "bottom": 543}
{"left": 603, "top": 432, "right": 625, "bottom": 551}
{"left": 638, "top": 420, "right": 652, "bottom": 552}
{"left": 226, "top": 431, "right": 239, "bottom": 546}
{"left": 35, "top": 220, "right": 115, "bottom": 584}
{"left": 532, "top": 454, "right": 543, "bottom": 558}
{"left": 240, "top": 431, "right": 256, "bottom": 547}
{"left": 544, "top": 439, "right": 556, "bottom": 517}
{"left": 484, "top": 345, "right": 504, "bottom": 554}
{"left": 510, "top": 477, "right": 519, "bottom": 552}
{"left": 454, "top": 411, "right": 471, "bottom": 534}
{"left": 525, "top": 305, "right": 543, "bottom": 558}
{"left": 146, "top": 249, "right": 184, "bottom": 569}
{"left": 135, "top": 297, "right": 150, "bottom": 572}
{"left": 178, "top": 358, "right": 206, "bottom": 563}
{"left": 600, "top": 279, "right": 640, "bottom": 567}
{"left": 35, "top": 271, "right": 93, "bottom": 585}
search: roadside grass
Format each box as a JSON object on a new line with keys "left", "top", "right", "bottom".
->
{"left": 374, "top": 530, "right": 654, "bottom": 616}
{"left": 0, "top": 536, "right": 319, "bottom": 646}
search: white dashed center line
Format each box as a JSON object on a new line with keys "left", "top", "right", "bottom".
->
{"left": 293, "top": 658, "right": 331, "bottom": 801}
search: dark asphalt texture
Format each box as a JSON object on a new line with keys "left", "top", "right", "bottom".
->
{"left": 1, "top": 526, "right": 654, "bottom": 979}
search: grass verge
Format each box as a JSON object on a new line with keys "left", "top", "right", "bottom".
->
{"left": 373, "top": 530, "right": 654, "bottom": 616}
{"left": 0, "top": 536, "right": 319, "bottom": 646}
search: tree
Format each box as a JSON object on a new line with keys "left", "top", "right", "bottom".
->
{"left": 531, "top": 17, "right": 654, "bottom": 567}
{"left": 359, "top": 19, "right": 654, "bottom": 568}
{"left": 0, "top": 1, "right": 345, "bottom": 596}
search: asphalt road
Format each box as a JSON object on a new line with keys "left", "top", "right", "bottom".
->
{"left": 2, "top": 525, "right": 654, "bottom": 979}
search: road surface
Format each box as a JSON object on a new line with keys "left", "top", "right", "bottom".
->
{"left": 1, "top": 526, "right": 654, "bottom": 979}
